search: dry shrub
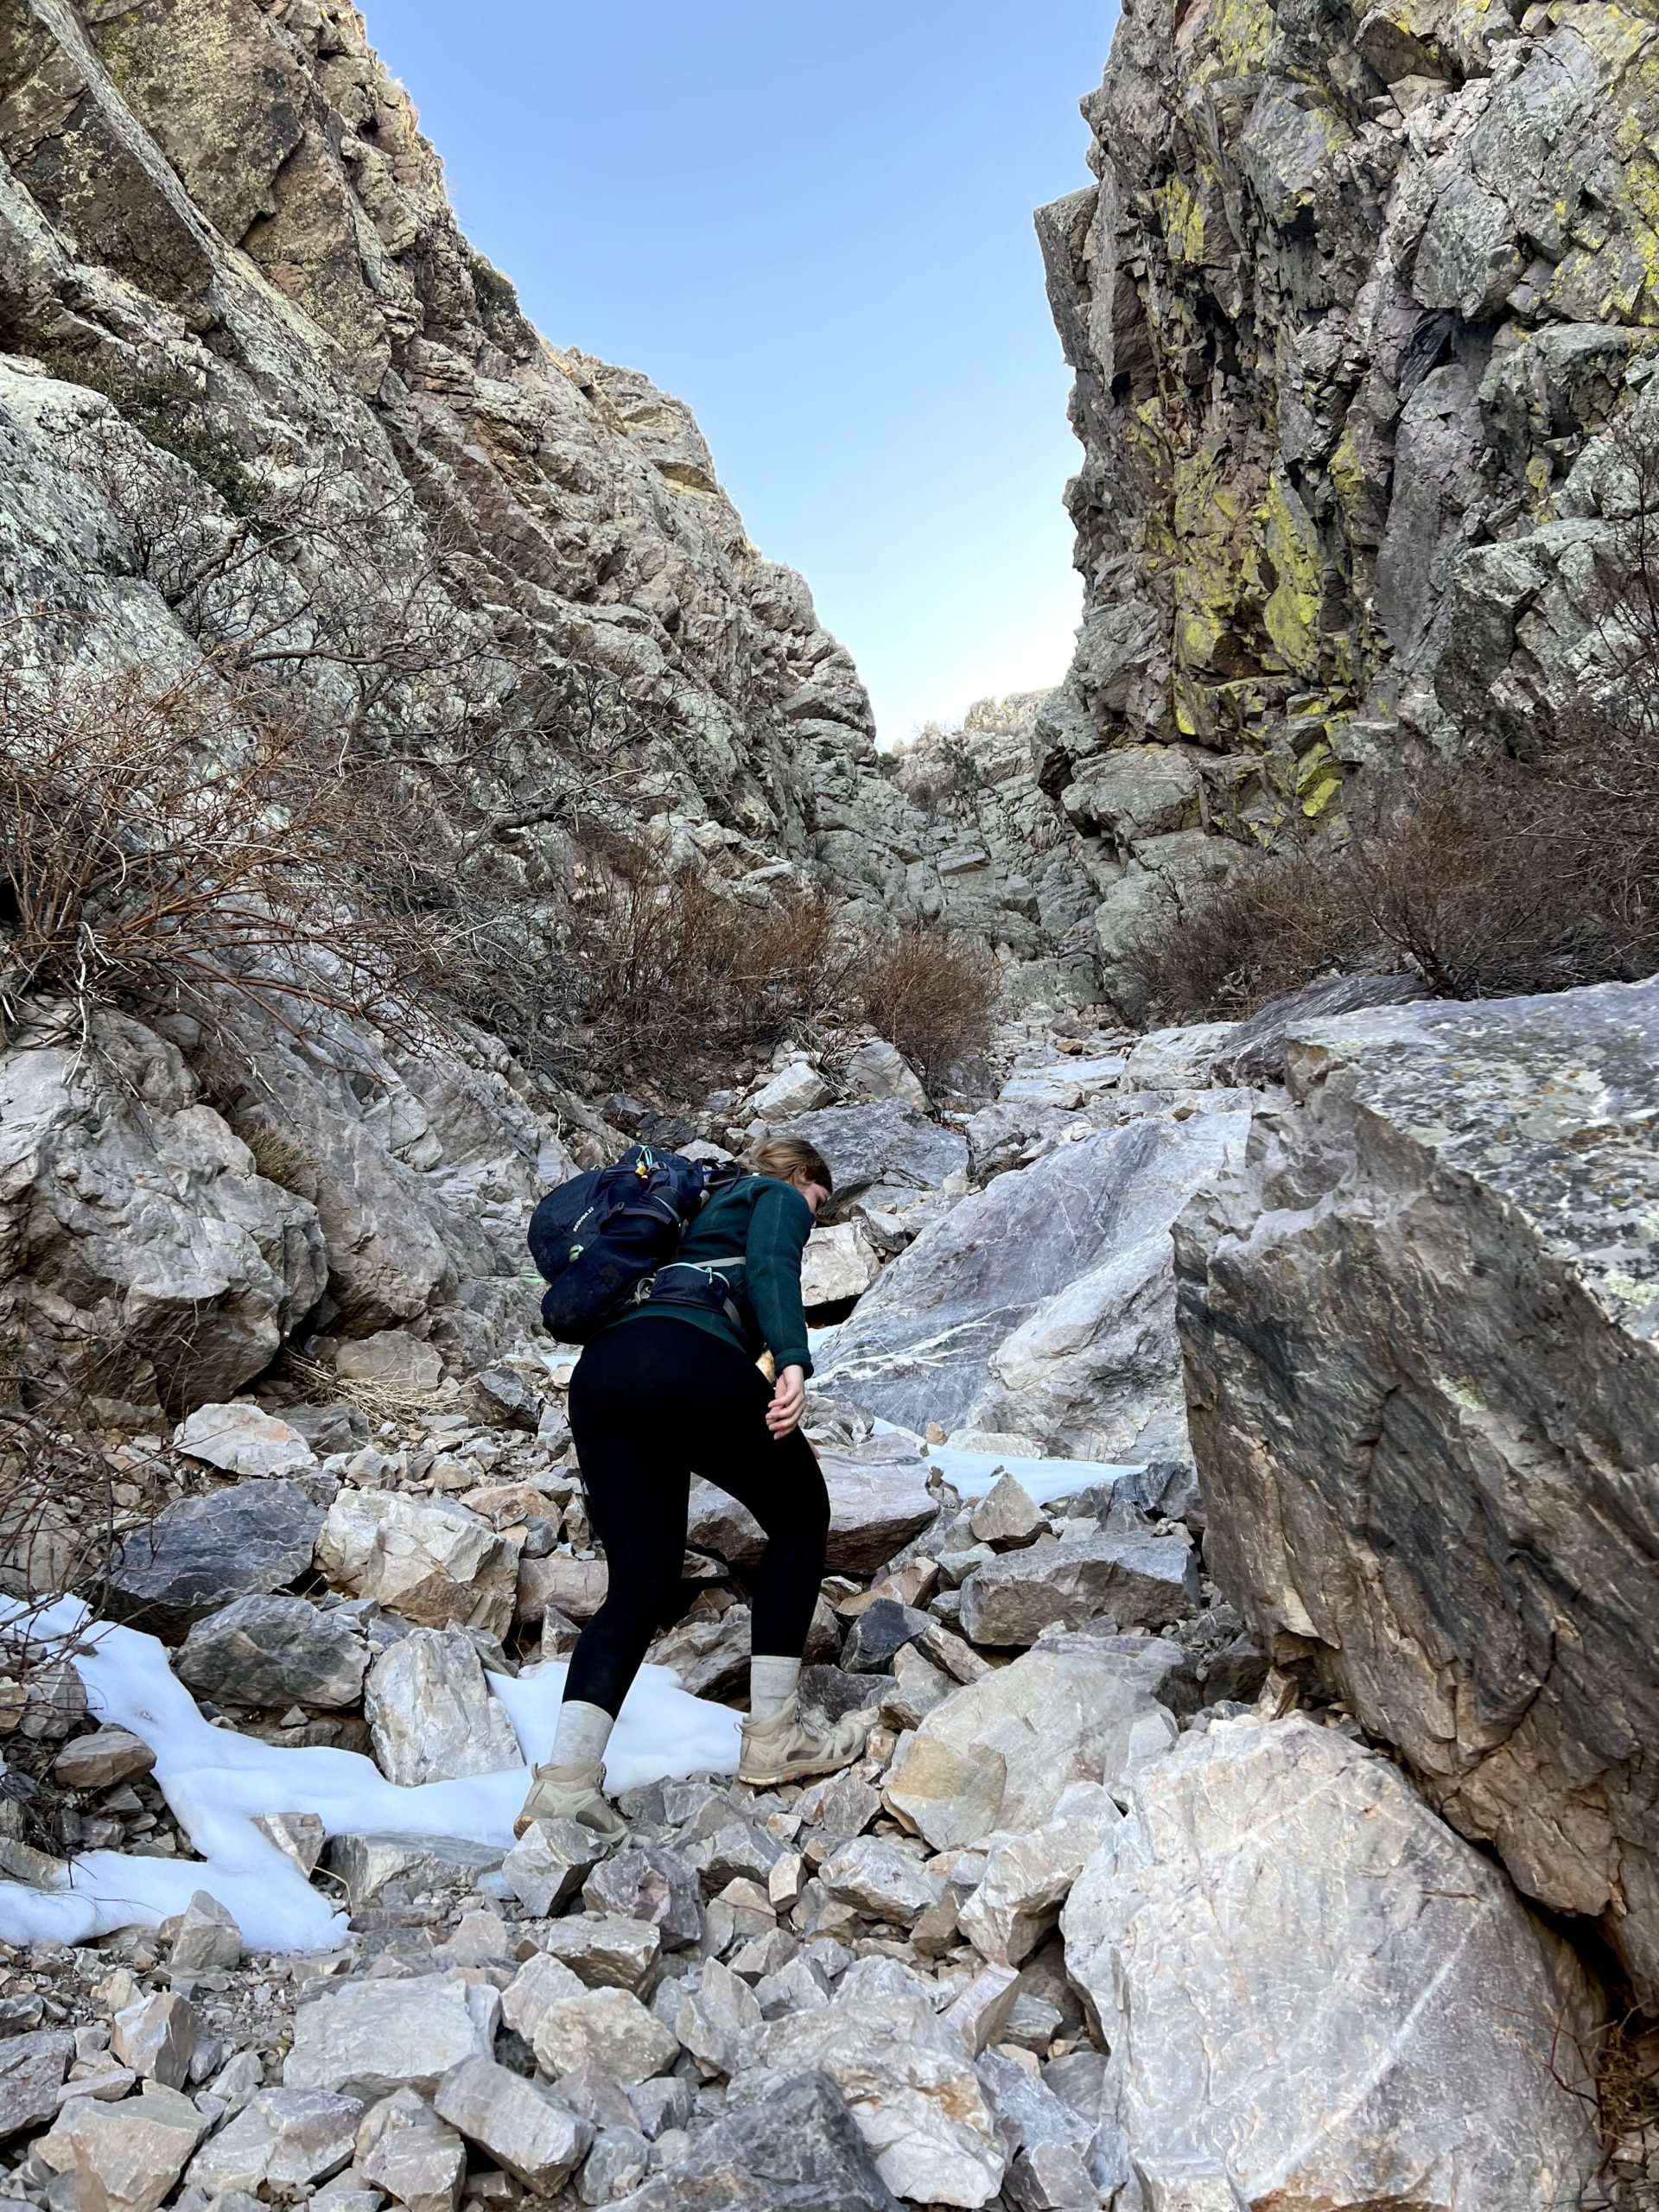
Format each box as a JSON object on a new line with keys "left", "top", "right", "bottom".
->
{"left": 0, "top": 660, "right": 447, "bottom": 1051}
{"left": 1119, "top": 735, "right": 1659, "bottom": 1024}
{"left": 846, "top": 921, "right": 1001, "bottom": 1080}
{"left": 1114, "top": 847, "right": 1370, "bottom": 1023}
{"left": 569, "top": 867, "right": 851, "bottom": 1084}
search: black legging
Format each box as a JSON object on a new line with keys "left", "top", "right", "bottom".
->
{"left": 563, "top": 1317, "right": 830, "bottom": 1716}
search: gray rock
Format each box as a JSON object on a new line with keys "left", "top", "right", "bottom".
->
{"left": 1063, "top": 1715, "right": 1603, "bottom": 2211}
{"left": 797, "top": 1665, "right": 892, "bottom": 1734}
{"left": 667, "top": 1958, "right": 762, "bottom": 2078}
{"left": 884, "top": 1635, "right": 1179, "bottom": 1850}
{"left": 36, "top": 2083, "right": 205, "bottom": 2212}
{"left": 433, "top": 2056, "right": 592, "bottom": 2190}
{"left": 842, "top": 1039, "right": 931, "bottom": 1113}
{"left": 165, "top": 1892, "right": 242, "bottom": 1973}
{"left": 755, "top": 1997, "right": 1004, "bottom": 2207}
{"left": 185, "top": 2088, "right": 363, "bottom": 2196}
{"left": 1178, "top": 978, "right": 1659, "bottom": 2001}
{"left": 316, "top": 1490, "right": 518, "bottom": 1639}
{"left": 841, "top": 1599, "right": 929, "bottom": 1674}
{"left": 606, "top": 2069, "right": 899, "bottom": 2210}
{"left": 818, "top": 1109, "right": 1248, "bottom": 1458}
{"left": 499, "top": 1819, "right": 610, "bottom": 1916}
{"left": 172, "top": 1402, "right": 320, "bottom": 1478}
{"left": 324, "top": 1834, "right": 505, "bottom": 1910}
{"left": 51, "top": 1727, "right": 154, "bottom": 1790}
{"left": 107, "top": 1481, "right": 327, "bottom": 1635}
{"left": 957, "top": 1783, "right": 1121, "bottom": 1965}
{"left": 537, "top": 1912, "right": 661, "bottom": 1992}
{"left": 283, "top": 1977, "right": 500, "bottom": 2101}
{"left": 499, "top": 1955, "right": 588, "bottom": 2044}
{"left": 968, "top": 1471, "right": 1045, "bottom": 1547}
{"left": 775, "top": 1103, "right": 969, "bottom": 1216}
{"left": 109, "top": 1995, "right": 195, "bottom": 2091}
{"left": 528, "top": 1988, "right": 678, "bottom": 2086}
{"left": 355, "top": 2087, "right": 466, "bottom": 2212}
{"left": 175, "top": 1595, "right": 369, "bottom": 1710}
{"left": 363, "top": 1626, "right": 521, "bottom": 1786}
{"left": 959, "top": 1529, "right": 1199, "bottom": 1646}
{"left": 0, "top": 2031, "right": 73, "bottom": 2139}
{"left": 750, "top": 1062, "right": 831, "bottom": 1119}
{"left": 582, "top": 1847, "right": 704, "bottom": 1949}
{"left": 686, "top": 1444, "right": 934, "bottom": 1577}
{"left": 817, "top": 1837, "right": 944, "bottom": 1926}
{"left": 1209, "top": 975, "right": 1427, "bottom": 1086}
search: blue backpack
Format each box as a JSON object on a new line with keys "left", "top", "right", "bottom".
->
{"left": 528, "top": 1146, "right": 739, "bottom": 1344}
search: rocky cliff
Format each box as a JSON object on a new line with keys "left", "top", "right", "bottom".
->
{"left": 1038, "top": 0, "right": 1659, "bottom": 991}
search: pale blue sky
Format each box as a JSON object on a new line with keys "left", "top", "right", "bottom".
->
{"left": 367, "top": 3, "right": 1116, "bottom": 742}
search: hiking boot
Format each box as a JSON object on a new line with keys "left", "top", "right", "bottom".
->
{"left": 513, "top": 1758, "right": 627, "bottom": 1843}
{"left": 737, "top": 1694, "right": 869, "bottom": 1788}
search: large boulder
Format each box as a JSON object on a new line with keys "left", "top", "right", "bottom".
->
{"left": 775, "top": 1103, "right": 969, "bottom": 1217}
{"left": 1063, "top": 1715, "right": 1602, "bottom": 2211}
{"left": 883, "top": 1634, "right": 1178, "bottom": 1852}
{"left": 610, "top": 2069, "right": 900, "bottom": 2211}
{"left": 175, "top": 1595, "right": 368, "bottom": 1710}
{"left": 818, "top": 1107, "right": 1249, "bottom": 1454}
{"left": 686, "top": 1441, "right": 935, "bottom": 1577}
{"left": 316, "top": 1490, "right": 518, "bottom": 1639}
{"left": 0, "top": 1018, "right": 326, "bottom": 1422}
{"left": 959, "top": 1529, "right": 1200, "bottom": 1646}
{"left": 106, "top": 1480, "right": 329, "bottom": 1637}
{"left": 363, "top": 1627, "right": 522, "bottom": 1785}
{"left": 1176, "top": 978, "right": 1659, "bottom": 2002}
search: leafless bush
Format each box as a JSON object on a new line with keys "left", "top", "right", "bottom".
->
{"left": 1114, "top": 845, "right": 1373, "bottom": 1022}
{"left": 846, "top": 922, "right": 1001, "bottom": 1081}
{"left": 0, "top": 660, "right": 449, "bottom": 1052}
{"left": 567, "top": 864, "right": 854, "bottom": 1085}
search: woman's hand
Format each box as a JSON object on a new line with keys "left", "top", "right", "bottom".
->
{"left": 766, "top": 1363, "right": 808, "bottom": 1438}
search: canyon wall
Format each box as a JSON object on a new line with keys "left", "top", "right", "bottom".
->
{"left": 1039, "top": 0, "right": 1659, "bottom": 992}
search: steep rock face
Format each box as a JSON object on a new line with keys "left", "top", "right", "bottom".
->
{"left": 1039, "top": 0, "right": 1659, "bottom": 989}
{"left": 1174, "top": 976, "right": 1659, "bottom": 2001}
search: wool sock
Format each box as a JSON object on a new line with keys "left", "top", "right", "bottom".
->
{"left": 749, "top": 1656, "right": 802, "bottom": 1720}
{"left": 550, "top": 1698, "right": 614, "bottom": 1768}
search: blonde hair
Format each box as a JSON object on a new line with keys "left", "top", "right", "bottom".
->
{"left": 747, "top": 1135, "right": 835, "bottom": 1194}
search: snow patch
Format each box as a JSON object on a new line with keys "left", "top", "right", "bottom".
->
{"left": 0, "top": 1599, "right": 739, "bottom": 1953}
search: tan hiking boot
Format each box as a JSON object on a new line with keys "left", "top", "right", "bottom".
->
{"left": 737, "top": 1694, "right": 869, "bottom": 1788}
{"left": 513, "top": 1758, "right": 627, "bottom": 1843}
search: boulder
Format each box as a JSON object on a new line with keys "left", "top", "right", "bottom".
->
{"left": 172, "top": 1402, "right": 320, "bottom": 1478}
{"left": 582, "top": 1847, "right": 704, "bottom": 1949}
{"left": 799, "top": 1224, "right": 880, "bottom": 1308}
{"left": 1176, "top": 978, "right": 1659, "bottom": 2000}
{"left": 1119, "top": 1023, "right": 1240, "bottom": 1089}
{"left": 165, "top": 1891, "right": 242, "bottom": 1972}
{"left": 499, "top": 1955, "right": 587, "bottom": 2044}
{"left": 498, "top": 1820, "right": 609, "bottom": 1917}
{"left": 960, "top": 1530, "right": 1200, "bottom": 1646}
{"left": 817, "top": 1837, "right": 944, "bottom": 1925}
{"left": 817, "top": 1109, "right": 1248, "bottom": 1456}
{"left": 324, "top": 1834, "right": 505, "bottom": 1911}
{"left": 363, "top": 1627, "right": 521, "bottom": 1786}
{"left": 528, "top": 1987, "right": 678, "bottom": 2086}
{"left": 957, "top": 1783, "right": 1120, "bottom": 1965}
{"left": 884, "top": 1636, "right": 1178, "bottom": 1851}
{"left": 515, "top": 1551, "right": 608, "bottom": 1624}
{"left": 109, "top": 1995, "right": 195, "bottom": 2090}
{"left": 36, "top": 2084, "right": 204, "bottom": 2212}
{"left": 749, "top": 1062, "right": 831, "bottom": 1119}
{"left": 185, "top": 2088, "right": 362, "bottom": 2196}
{"left": 1062, "top": 1715, "right": 1603, "bottom": 2211}
{"left": 107, "top": 1480, "right": 327, "bottom": 1635}
{"left": 0, "top": 2031, "right": 73, "bottom": 2138}
{"left": 432, "top": 2056, "right": 592, "bottom": 2191}
{"left": 605, "top": 2068, "right": 899, "bottom": 2211}
{"left": 315, "top": 1490, "right": 517, "bottom": 1639}
{"left": 334, "top": 1330, "right": 445, "bottom": 1392}
{"left": 776, "top": 1103, "right": 969, "bottom": 1217}
{"left": 665, "top": 1957, "right": 763, "bottom": 2077}
{"left": 175, "top": 1595, "right": 369, "bottom": 1710}
{"left": 537, "top": 1912, "right": 662, "bottom": 1992}
{"left": 1209, "top": 974, "right": 1426, "bottom": 1087}
{"left": 842, "top": 1039, "right": 931, "bottom": 1113}
{"left": 355, "top": 2088, "right": 466, "bottom": 2212}
{"left": 756, "top": 1995, "right": 1004, "bottom": 2208}
{"left": 51, "top": 1728, "right": 154, "bottom": 1790}
{"left": 995, "top": 1055, "right": 1126, "bottom": 1108}
{"left": 0, "top": 1019, "right": 325, "bottom": 1421}
{"left": 687, "top": 1443, "right": 933, "bottom": 1577}
{"left": 968, "top": 1472, "right": 1045, "bottom": 1548}
{"left": 283, "top": 1977, "right": 499, "bottom": 2101}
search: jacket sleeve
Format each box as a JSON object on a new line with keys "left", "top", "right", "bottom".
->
{"left": 746, "top": 1180, "right": 815, "bottom": 1377}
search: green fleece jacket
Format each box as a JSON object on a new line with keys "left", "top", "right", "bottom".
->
{"left": 612, "top": 1173, "right": 816, "bottom": 1376}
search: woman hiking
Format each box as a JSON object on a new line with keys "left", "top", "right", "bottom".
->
{"left": 516, "top": 1134, "right": 868, "bottom": 1841}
